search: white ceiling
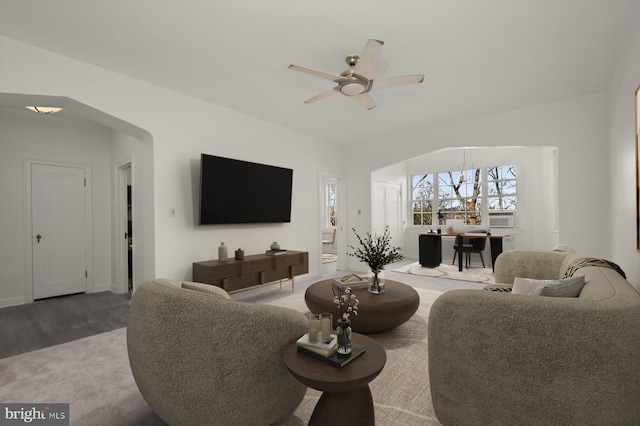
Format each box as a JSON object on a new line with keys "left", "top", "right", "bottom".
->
{"left": 1, "top": 0, "right": 638, "bottom": 145}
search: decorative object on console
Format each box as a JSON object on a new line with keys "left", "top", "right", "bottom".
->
{"left": 270, "top": 242, "right": 281, "bottom": 250}
{"left": 266, "top": 249, "right": 287, "bottom": 256}
{"left": 234, "top": 248, "right": 244, "bottom": 260}
{"left": 348, "top": 227, "right": 404, "bottom": 294}
{"left": 218, "top": 242, "right": 228, "bottom": 261}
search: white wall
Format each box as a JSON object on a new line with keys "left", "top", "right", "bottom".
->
{"left": 0, "top": 108, "right": 114, "bottom": 306}
{"left": 606, "top": 23, "right": 640, "bottom": 291}
{"left": 0, "top": 36, "right": 345, "bottom": 305}
{"left": 346, "top": 93, "right": 609, "bottom": 271}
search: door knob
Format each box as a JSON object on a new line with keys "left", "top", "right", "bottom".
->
{"left": 36, "top": 234, "right": 42, "bottom": 243}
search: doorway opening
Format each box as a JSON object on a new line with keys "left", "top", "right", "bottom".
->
{"left": 319, "top": 174, "right": 346, "bottom": 275}
{"left": 116, "top": 162, "right": 133, "bottom": 296}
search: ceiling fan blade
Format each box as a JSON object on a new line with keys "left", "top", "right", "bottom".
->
{"left": 304, "top": 88, "right": 339, "bottom": 104}
{"left": 354, "top": 38, "right": 384, "bottom": 79}
{"left": 372, "top": 74, "right": 425, "bottom": 90}
{"left": 352, "top": 93, "right": 377, "bottom": 110}
{"left": 288, "top": 64, "right": 343, "bottom": 82}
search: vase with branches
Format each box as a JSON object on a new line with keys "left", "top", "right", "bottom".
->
{"left": 348, "top": 227, "right": 404, "bottom": 294}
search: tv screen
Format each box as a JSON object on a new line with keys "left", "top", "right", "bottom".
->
{"left": 199, "top": 154, "right": 293, "bottom": 225}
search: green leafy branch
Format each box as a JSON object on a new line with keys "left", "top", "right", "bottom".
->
{"left": 347, "top": 227, "right": 404, "bottom": 273}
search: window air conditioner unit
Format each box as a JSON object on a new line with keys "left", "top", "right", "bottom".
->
{"left": 488, "top": 210, "right": 516, "bottom": 228}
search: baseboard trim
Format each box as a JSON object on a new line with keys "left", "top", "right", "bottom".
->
{"left": 0, "top": 296, "right": 26, "bottom": 308}
{"left": 90, "top": 283, "right": 112, "bottom": 293}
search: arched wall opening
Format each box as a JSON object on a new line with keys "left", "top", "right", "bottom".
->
{"left": 0, "top": 93, "right": 154, "bottom": 307}
{"left": 371, "top": 146, "right": 559, "bottom": 263}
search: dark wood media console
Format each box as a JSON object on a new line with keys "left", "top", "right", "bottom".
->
{"left": 192, "top": 250, "right": 308, "bottom": 293}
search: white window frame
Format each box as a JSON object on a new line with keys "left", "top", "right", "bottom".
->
{"left": 410, "top": 164, "right": 518, "bottom": 229}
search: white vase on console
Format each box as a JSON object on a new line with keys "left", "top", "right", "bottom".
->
{"left": 218, "top": 242, "right": 228, "bottom": 261}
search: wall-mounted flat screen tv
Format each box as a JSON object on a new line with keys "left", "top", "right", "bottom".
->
{"left": 199, "top": 154, "right": 293, "bottom": 225}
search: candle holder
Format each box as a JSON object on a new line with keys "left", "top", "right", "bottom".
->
{"left": 307, "top": 314, "right": 321, "bottom": 343}
{"left": 306, "top": 313, "right": 332, "bottom": 343}
{"left": 318, "top": 313, "right": 332, "bottom": 341}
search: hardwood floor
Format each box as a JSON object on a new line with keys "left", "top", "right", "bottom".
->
{"left": 0, "top": 291, "right": 130, "bottom": 359}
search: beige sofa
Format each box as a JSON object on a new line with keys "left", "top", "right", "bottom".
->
{"left": 428, "top": 250, "right": 640, "bottom": 425}
{"left": 127, "top": 279, "right": 308, "bottom": 426}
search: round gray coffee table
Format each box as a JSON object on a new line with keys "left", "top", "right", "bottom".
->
{"left": 304, "top": 279, "right": 420, "bottom": 334}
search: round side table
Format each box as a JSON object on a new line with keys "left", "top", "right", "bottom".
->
{"left": 283, "top": 333, "right": 386, "bottom": 426}
{"left": 304, "top": 279, "right": 420, "bottom": 334}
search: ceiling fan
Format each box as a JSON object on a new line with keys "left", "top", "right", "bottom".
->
{"left": 288, "top": 38, "right": 424, "bottom": 110}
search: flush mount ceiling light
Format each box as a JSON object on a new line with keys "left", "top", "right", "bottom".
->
{"left": 25, "top": 106, "right": 63, "bottom": 115}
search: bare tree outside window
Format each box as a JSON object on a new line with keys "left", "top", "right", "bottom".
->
{"left": 328, "top": 183, "right": 337, "bottom": 227}
{"left": 438, "top": 169, "right": 482, "bottom": 225}
{"left": 411, "top": 174, "right": 434, "bottom": 225}
{"left": 411, "top": 164, "right": 517, "bottom": 228}
{"left": 487, "top": 165, "right": 517, "bottom": 210}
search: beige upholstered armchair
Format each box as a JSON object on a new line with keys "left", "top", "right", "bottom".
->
{"left": 429, "top": 250, "right": 640, "bottom": 425}
{"left": 127, "top": 279, "right": 308, "bottom": 426}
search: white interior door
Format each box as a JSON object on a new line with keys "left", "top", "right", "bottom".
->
{"left": 32, "top": 164, "right": 87, "bottom": 299}
{"left": 373, "top": 180, "right": 403, "bottom": 251}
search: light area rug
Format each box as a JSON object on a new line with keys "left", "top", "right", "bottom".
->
{"left": 0, "top": 288, "right": 444, "bottom": 426}
{"left": 393, "top": 261, "right": 495, "bottom": 284}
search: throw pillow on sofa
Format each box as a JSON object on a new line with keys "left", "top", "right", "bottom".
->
{"left": 512, "top": 277, "right": 551, "bottom": 295}
{"left": 529, "top": 276, "right": 586, "bottom": 297}
{"left": 512, "top": 276, "right": 586, "bottom": 297}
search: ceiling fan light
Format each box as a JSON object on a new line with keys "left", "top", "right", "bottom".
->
{"left": 340, "top": 82, "right": 366, "bottom": 96}
{"left": 25, "top": 106, "right": 63, "bottom": 115}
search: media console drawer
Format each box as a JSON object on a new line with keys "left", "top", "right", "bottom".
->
{"left": 193, "top": 251, "right": 308, "bottom": 293}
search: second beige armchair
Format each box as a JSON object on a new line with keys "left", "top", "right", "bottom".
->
{"left": 127, "top": 279, "right": 308, "bottom": 426}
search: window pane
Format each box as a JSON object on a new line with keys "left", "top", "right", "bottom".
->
{"left": 487, "top": 196, "right": 517, "bottom": 210}
{"left": 411, "top": 174, "right": 434, "bottom": 225}
{"left": 486, "top": 164, "right": 517, "bottom": 215}
{"left": 413, "top": 163, "right": 514, "bottom": 228}
{"left": 488, "top": 164, "right": 517, "bottom": 180}
{"left": 488, "top": 180, "right": 516, "bottom": 196}
{"left": 328, "top": 183, "right": 336, "bottom": 206}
